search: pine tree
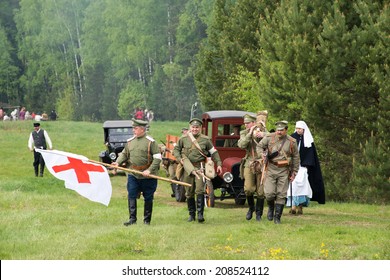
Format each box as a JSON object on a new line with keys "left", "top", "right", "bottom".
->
{"left": 258, "top": 0, "right": 389, "bottom": 202}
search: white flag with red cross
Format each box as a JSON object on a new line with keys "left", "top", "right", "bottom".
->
{"left": 36, "top": 149, "right": 112, "bottom": 206}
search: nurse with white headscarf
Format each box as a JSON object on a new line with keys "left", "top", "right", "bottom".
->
{"left": 287, "top": 121, "right": 326, "bottom": 214}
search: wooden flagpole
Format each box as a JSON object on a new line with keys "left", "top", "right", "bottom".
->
{"left": 88, "top": 159, "right": 192, "bottom": 187}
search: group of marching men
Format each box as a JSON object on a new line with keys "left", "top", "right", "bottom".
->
{"left": 28, "top": 113, "right": 324, "bottom": 226}
{"left": 124, "top": 111, "right": 324, "bottom": 226}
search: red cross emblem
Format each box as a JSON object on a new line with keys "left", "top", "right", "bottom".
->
{"left": 52, "top": 157, "right": 105, "bottom": 184}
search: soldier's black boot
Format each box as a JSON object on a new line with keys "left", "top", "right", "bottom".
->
{"left": 170, "top": 183, "right": 176, "bottom": 197}
{"left": 267, "top": 200, "right": 275, "bottom": 221}
{"left": 143, "top": 200, "right": 153, "bottom": 225}
{"left": 187, "top": 197, "right": 196, "bottom": 222}
{"left": 40, "top": 164, "right": 45, "bottom": 177}
{"left": 34, "top": 166, "right": 39, "bottom": 177}
{"left": 197, "top": 194, "right": 205, "bottom": 223}
{"left": 246, "top": 195, "right": 255, "bottom": 220}
{"left": 274, "top": 204, "right": 284, "bottom": 224}
{"left": 256, "top": 198, "right": 264, "bottom": 221}
{"left": 124, "top": 198, "right": 137, "bottom": 226}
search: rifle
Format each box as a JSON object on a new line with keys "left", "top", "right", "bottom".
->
{"left": 260, "top": 150, "right": 268, "bottom": 186}
{"left": 160, "top": 140, "right": 174, "bottom": 156}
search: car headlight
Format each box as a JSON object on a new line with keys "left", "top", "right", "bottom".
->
{"left": 223, "top": 172, "right": 233, "bottom": 183}
{"left": 109, "top": 152, "right": 117, "bottom": 160}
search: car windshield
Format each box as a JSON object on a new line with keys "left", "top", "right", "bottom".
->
{"left": 214, "top": 124, "right": 241, "bottom": 147}
{"left": 107, "top": 128, "right": 133, "bottom": 142}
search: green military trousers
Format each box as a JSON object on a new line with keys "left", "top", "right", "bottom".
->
{"left": 243, "top": 167, "right": 264, "bottom": 198}
{"left": 263, "top": 164, "right": 289, "bottom": 204}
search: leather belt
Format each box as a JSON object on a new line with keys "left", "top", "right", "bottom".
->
{"left": 130, "top": 164, "right": 151, "bottom": 171}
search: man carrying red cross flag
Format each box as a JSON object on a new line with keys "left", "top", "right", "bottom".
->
{"left": 36, "top": 149, "right": 112, "bottom": 206}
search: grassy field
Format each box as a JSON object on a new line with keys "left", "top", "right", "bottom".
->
{"left": 0, "top": 120, "right": 389, "bottom": 260}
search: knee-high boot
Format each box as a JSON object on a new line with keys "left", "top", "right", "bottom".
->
{"left": 246, "top": 195, "right": 255, "bottom": 220}
{"left": 170, "top": 183, "right": 176, "bottom": 197}
{"left": 39, "top": 164, "right": 44, "bottom": 177}
{"left": 143, "top": 200, "right": 153, "bottom": 225}
{"left": 124, "top": 198, "right": 137, "bottom": 226}
{"left": 187, "top": 197, "right": 196, "bottom": 222}
{"left": 256, "top": 198, "right": 264, "bottom": 221}
{"left": 267, "top": 199, "right": 275, "bottom": 221}
{"left": 274, "top": 204, "right": 284, "bottom": 224}
{"left": 197, "top": 194, "right": 205, "bottom": 223}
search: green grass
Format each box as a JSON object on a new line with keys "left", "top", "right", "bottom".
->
{"left": 0, "top": 121, "right": 389, "bottom": 260}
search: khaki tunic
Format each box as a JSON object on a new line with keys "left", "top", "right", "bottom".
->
{"left": 116, "top": 134, "right": 161, "bottom": 179}
{"left": 256, "top": 133, "right": 300, "bottom": 204}
{"left": 173, "top": 133, "right": 222, "bottom": 197}
{"left": 237, "top": 129, "right": 264, "bottom": 197}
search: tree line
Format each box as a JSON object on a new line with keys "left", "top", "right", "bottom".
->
{"left": 0, "top": 0, "right": 388, "bottom": 203}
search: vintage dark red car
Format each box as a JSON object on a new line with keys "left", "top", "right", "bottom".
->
{"left": 200, "top": 110, "right": 256, "bottom": 207}
{"left": 168, "top": 110, "right": 256, "bottom": 206}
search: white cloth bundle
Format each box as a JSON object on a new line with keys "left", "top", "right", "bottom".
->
{"left": 288, "top": 166, "right": 312, "bottom": 197}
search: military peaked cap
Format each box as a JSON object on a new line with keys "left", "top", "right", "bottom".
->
{"left": 189, "top": 118, "right": 203, "bottom": 126}
{"left": 275, "top": 120, "right": 288, "bottom": 131}
{"left": 243, "top": 114, "right": 256, "bottom": 123}
{"left": 132, "top": 118, "right": 148, "bottom": 127}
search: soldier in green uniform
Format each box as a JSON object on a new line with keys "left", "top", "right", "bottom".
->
{"left": 256, "top": 121, "right": 300, "bottom": 224}
{"left": 112, "top": 119, "right": 162, "bottom": 226}
{"left": 173, "top": 118, "right": 222, "bottom": 223}
{"left": 238, "top": 114, "right": 266, "bottom": 221}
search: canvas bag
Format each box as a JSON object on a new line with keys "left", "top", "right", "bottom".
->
{"left": 204, "top": 157, "right": 216, "bottom": 178}
{"left": 175, "top": 162, "right": 184, "bottom": 179}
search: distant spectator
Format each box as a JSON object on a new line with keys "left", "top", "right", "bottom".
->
{"left": 146, "top": 109, "right": 154, "bottom": 122}
{"left": 34, "top": 113, "right": 42, "bottom": 121}
{"left": 50, "top": 110, "right": 57, "bottom": 121}
{"left": 25, "top": 111, "right": 32, "bottom": 120}
{"left": 0, "top": 107, "right": 4, "bottom": 120}
{"left": 3, "top": 114, "right": 10, "bottom": 121}
{"left": 11, "top": 109, "right": 18, "bottom": 121}
{"left": 41, "top": 112, "right": 48, "bottom": 121}
{"left": 19, "top": 107, "right": 26, "bottom": 120}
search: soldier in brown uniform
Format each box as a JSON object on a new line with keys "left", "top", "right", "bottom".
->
{"left": 173, "top": 118, "right": 222, "bottom": 223}
{"left": 238, "top": 114, "right": 266, "bottom": 221}
{"left": 112, "top": 119, "right": 162, "bottom": 226}
{"left": 257, "top": 121, "right": 300, "bottom": 224}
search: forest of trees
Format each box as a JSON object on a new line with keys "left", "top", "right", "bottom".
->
{"left": 0, "top": 0, "right": 388, "bottom": 203}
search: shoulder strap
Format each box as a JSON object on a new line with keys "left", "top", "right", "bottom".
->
{"left": 188, "top": 133, "right": 208, "bottom": 158}
{"left": 278, "top": 137, "right": 287, "bottom": 152}
{"left": 268, "top": 135, "right": 287, "bottom": 154}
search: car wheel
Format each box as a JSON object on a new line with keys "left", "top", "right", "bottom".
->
{"left": 205, "top": 181, "right": 215, "bottom": 207}
{"left": 174, "top": 184, "right": 186, "bottom": 202}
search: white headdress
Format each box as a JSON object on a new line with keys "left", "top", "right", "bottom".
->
{"left": 295, "top": 121, "right": 314, "bottom": 148}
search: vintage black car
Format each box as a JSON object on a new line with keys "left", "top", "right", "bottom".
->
{"left": 99, "top": 120, "right": 134, "bottom": 164}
